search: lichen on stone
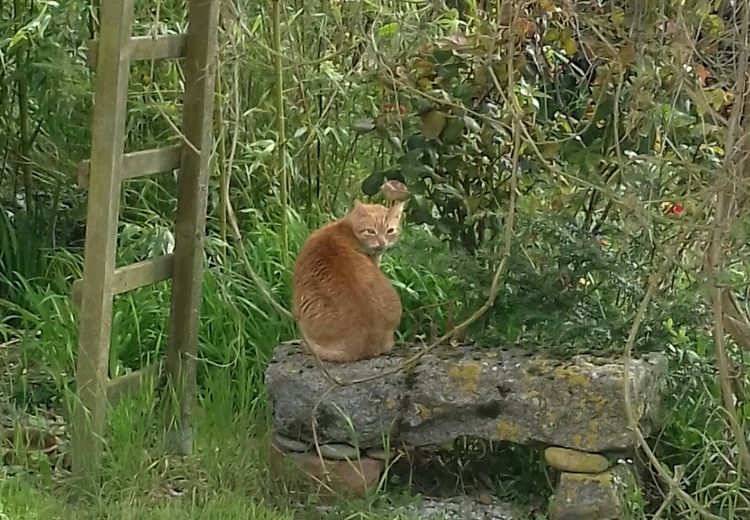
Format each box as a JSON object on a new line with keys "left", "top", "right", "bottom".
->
{"left": 449, "top": 362, "right": 481, "bottom": 394}
{"left": 266, "top": 342, "right": 667, "bottom": 452}
{"left": 495, "top": 419, "right": 522, "bottom": 441}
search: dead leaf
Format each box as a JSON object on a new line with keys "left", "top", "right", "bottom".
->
{"left": 695, "top": 64, "right": 712, "bottom": 85}
{"left": 381, "top": 180, "right": 410, "bottom": 201}
{"left": 619, "top": 44, "right": 636, "bottom": 66}
{"left": 443, "top": 33, "right": 469, "bottom": 49}
{"left": 665, "top": 20, "right": 680, "bottom": 35}
{"left": 516, "top": 18, "right": 537, "bottom": 39}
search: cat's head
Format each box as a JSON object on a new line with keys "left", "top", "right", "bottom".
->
{"left": 345, "top": 200, "right": 406, "bottom": 255}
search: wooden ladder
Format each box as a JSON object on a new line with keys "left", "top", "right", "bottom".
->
{"left": 70, "top": 0, "right": 219, "bottom": 488}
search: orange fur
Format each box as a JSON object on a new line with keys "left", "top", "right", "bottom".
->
{"left": 292, "top": 200, "right": 405, "bottom": 362}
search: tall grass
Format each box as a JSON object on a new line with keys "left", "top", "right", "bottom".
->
{"left": 3, "top": 200, "right": 749, "bottom": 518}
{"left": 0, "top": 202, "right": 495, "bottom": 519}
{"left": 2, "top": 0, "right": 749, "bottom": 518}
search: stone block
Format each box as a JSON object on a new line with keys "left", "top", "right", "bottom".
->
{"left": 400, "top": 346, "right": 667, "bottom": 452}
{"left": 544, "top": 446, "right": 610, "bottom": 473}
{"left": 268, "top": 443, "right": 383, "bottom": 496}
{"left": 549, "top": 465, "right": 637, "bottom": 520}
{"left": 265, "top": 341, "right": 406, "bottom": 448}
{"left": 266, "top": 342, "right": 667, "bottom": 453}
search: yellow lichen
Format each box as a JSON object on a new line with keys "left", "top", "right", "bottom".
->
{"left": 553, "top": 365, "right": 591, "bottom": 388}
{"left": 449, "top": 363, "right": 481, "bottom": 394}
{"left": 584, "top": 419, "right": 601, "bottom": 447}
{"left": 565, "top": 470, "right": 614, "bottom": 485}
{"left": 495, "top": 419, "right": 522, "bottom": 441}
{"left": 416, "top": 403, "right": 432, "bottom": 420}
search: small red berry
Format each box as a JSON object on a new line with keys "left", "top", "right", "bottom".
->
{"left": 671, "top": 203, "right": 684, "bottom": 215}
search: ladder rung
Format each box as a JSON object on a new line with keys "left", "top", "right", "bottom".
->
{"left": 87, "top": 34, "right": 188, "bottom": 67}
{"left": 107, "top": 362, "right": 162, "bottom": 405}
{"left": 72, "top": 254, "right": 174, "bottom": 308}
{"left": 77, "top": 145, "right": 182, "bottom": 188}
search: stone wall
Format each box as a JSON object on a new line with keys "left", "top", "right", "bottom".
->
{"left": 265, "top": 341, "right": 668, "bottom": 519}
{"left": 266, "top": 341, "right": 667, "bottom": 453}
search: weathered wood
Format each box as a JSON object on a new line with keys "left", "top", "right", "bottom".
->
{"left": 110, "top": 254, "right": 175, "bottom": 293}
{"left": 165, "top": 0, "right": 220, "bottom": 456}
{"left": 71, "top": 0, "right": 135, "bottom": 490}
{"left": 77, "top": 145, "right": 182, "bottom": 188}
{"left": 106, "top": 362, "right": 162, "bottom": 405}
{"left": 87, "top": 34, "right": 187, "bottom": 67}
{"left": 71, "top": 255, "right": 175, "bottom": 307}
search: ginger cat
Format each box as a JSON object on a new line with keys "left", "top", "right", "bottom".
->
{"left": 292, "top": 200, "right": 405, "bottom": 363}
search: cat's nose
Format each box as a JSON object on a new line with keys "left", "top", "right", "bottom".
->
{"left": 377, "top": 237, "right": 386, "bottom": 248}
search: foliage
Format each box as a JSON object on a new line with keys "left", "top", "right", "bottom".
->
{"left": 1, "top": 0, "right": 750, "bottom": 518}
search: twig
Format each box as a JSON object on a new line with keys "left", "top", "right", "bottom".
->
{"left": 652, "top": 465, "right": 685, "bottom": 520}
{"left": 151, "top": 84, "right": 201, "bottom": 156}
{"left": 224, "top": 208, "right": 293, "bottom": 321}
{"left": 211, "top": 13, "right": 293, "bottom": 322}
{"left": 622, "top": 249, "right": 724, "bottom": 520}
{"left": 704, "top": 0, "right": 750, "bottom": 479}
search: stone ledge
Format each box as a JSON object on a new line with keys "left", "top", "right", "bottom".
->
{"left": 265, "top": 341, "right": 667, "bottom": 453}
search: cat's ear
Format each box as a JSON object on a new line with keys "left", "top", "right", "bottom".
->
{"left": 352, "top": 199, "right": 365, "bottom": 209}
{"left": 388, "top": 200, "right": 406, "bottom": 222}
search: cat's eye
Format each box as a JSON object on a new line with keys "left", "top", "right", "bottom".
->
{"left": 363, "top": 228, "right": 377, "bottom": 235}
{"left": 386, "top": 227, "right": 397, "bottom": 235}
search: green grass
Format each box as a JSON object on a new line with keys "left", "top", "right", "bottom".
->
{"left": 0, "top": 214, "right": 487, "bottom": 520}
{"left": 0, "top": 400, "right": 295, "bottom": 520}
{"left": 2, "top": 211, "right": 749, "bottom": 520}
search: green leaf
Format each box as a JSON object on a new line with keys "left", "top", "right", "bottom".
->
{"left": 441, "top": 117, "right": 464, "bottom": 144}
{"left": 431, "top": 49, "right": 453, "bottom": 64}
{"left": 352, "top": 118, "right": 376, "bottom": 134}
{"left": 463, "top": 116, "right": 481, "bottom": 133}
{"left": 378, "top": 22, "right": 400, "bottom": 37}
{"left": 361, "top": 171, "right": 386, "bottom": 196}
{"left": 387, "top": 135, "right": 403, "bottom": 152}
{"left": 742, "top": 402, "right": 750, "bottom": 420}
{"left": 409, "top": 196, "right": 433, "bottom": 225}
{"left": 542, "top": 28, "right": 559, "bottom": 44}
{"left": 421, "top": 110, "right": 447, "bottom": 140}
{"left": 437, "top": 63, "right": 460, "bottom": 81}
